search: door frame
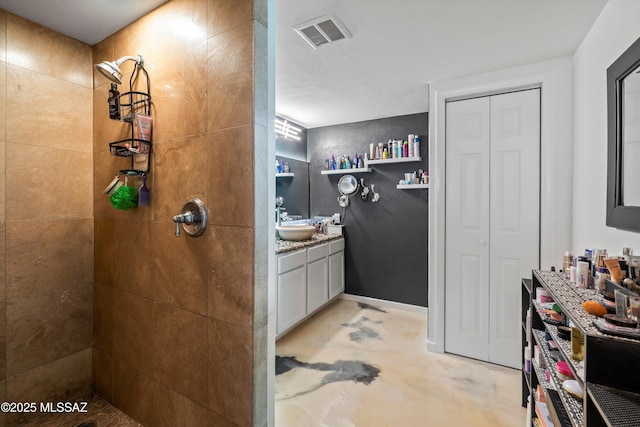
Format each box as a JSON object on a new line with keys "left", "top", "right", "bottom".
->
{"left": 427, "top": 57, "right": 574, "bottom": 353}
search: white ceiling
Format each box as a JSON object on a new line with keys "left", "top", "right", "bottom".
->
{"left": 277, "top": 0, "right": 608, "bottom": 128}
{"left": 0, "top": 0, "right": 168, "bottom": 46}
{"left": 0, "top": 0, "right": 608, "bottom": 129}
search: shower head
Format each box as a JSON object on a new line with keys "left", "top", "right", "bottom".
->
{"left": 94, "top": 55, "right": 143, "bottom": 84}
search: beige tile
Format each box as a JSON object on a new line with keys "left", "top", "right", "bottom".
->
{"left": 207, "top": 0, "right": 253, "bottom": 37}
{"left": 113, "top": 360, "right": 154, "bottom": 426}
{"left": 0, "top": 300, "right": 5, "bottom": 380}
{"left": 6, "top": 219, "right": 92, "bottom": 298}
{"left": 112, "top": 291, "right": 154, "bottom": 377}
{"left": 0, "top": 138, "right": 5, "bottom": 223}
{"left": 5, "top": 143, "right": 92, "bottom": 220}
{"left": 207, "top": 22, "right": 254, "bottom": 131}
{"left": 208, "top": 318, "right": 253, "bottom": 426}
{"left": 0, "top": 379, "right": 5, "bottom": 427}
{"left": 152, "top": 303, "right": 208, "bottom": 407}
{"left": 6, "top": 284, "right": 92, "bottom": 375}
{"left": 0, "top": 10, "right": 6, "bottom": 63}
{"left": 93, "top": 283, "right": 115, "bottom": 355}
{"left": 151, "top": 134, "right": 210, "bottom": 223}
{"left": 6, "top": 65, "right": 92, "bottom": 151}
{"left": 145, "top": 39, "right": 208, "bottom": 142}
{"left": 94, "top": 218, "right": 115, "bottom": 287}
{"left": 93, "top": 348, "right": 114, "bottom": 402}
{"left": 209, "top": 410, "right": 242, "bottom": 427}
{"left": 208, "top": 225, "right": 254, "bottom": 327}
{"left": 6, "top": 13, "right": 92, "bottom": 87}
{"left": 0, "top": 223, "right": 4, "bottom": 301}
{"left": 6, "top": 348, "right": 91, "bottom": 426}
{"left": 149, "top": 221, "right": 208, "bottom": 315}
{"left": 111, "top": 219, "right": 154, "bottom": 299}
{"left": 152, "top": 373, "right": 210, "bottom": 427}
{"left": 205, "top": 126, "right": 254, "bottom": 227}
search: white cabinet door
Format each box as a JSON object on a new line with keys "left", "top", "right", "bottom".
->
{"left": 277, "top": 249, "right": 307, "bottom": 336}
{"left": 445, "top": 89, "right": 540, "bottom": 369}
{"left": 277, "top": 266, "right": 307, "bottom": 335}
{"left": 329, "top": 250, "right": 344, "bottom": 299}
{"left": 307, "top": 257, "right": 328, "bottom": 313}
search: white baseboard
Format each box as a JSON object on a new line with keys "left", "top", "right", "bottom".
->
{"left": 340, "top": 293, "right": 428, "bottom": 315}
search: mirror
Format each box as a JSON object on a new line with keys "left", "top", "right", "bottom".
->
{"left": 337, "top": 175, "right": 359, "bottom": 196}
{"left": 607, "top": 35, "right": 640, "bottom": 231}
{"left": 275, "top": 156, "right": 310, "bottom": 219}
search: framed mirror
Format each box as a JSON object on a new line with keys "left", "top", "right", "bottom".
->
{"left": 607, "top": 35, "right": 640, "bottom": 232}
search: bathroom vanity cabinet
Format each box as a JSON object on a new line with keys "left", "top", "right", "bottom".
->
{"left": 522, "top": 270, "right": 640, "bottom": 427}
{"left": 276, "top": 237, "right": 344, "bottom": 338}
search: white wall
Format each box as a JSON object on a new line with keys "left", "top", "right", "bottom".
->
{"left": 573, "top": 0, "right": 640, "bottom": 255}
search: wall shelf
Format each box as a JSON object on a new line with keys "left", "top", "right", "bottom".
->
{"left": 276, "top": 173, "right": 294, "bottom": 178}
{"left": 321, "top": 168, "right": 372, "bottom": 175}
{"left": 366, "top": 156, "right": 422, "bottom": 166}
{"left": 397, "top": 184, "right": 429, "bottom": 190}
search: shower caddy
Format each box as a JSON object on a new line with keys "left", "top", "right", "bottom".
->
{"left": 108, "top": 61, "right": 152, "bottom": 176}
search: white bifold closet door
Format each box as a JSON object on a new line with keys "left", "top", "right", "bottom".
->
{"left": 444, "top": 89, "right": 540, "bottom": 369}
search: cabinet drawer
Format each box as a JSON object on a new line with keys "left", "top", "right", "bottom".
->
{"left": 277, "top": 249, "right": 306, "bottom": 274}
{"left": 307, "top": 243, "right": 328, "bottom": 263}
{"left": 329, "top": 238, "right": 345, "bottom": 254}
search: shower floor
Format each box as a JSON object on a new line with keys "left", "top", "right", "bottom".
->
{"left": 19, "top": 394, "right": 140, "bottom": 427}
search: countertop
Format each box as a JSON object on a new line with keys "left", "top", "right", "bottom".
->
{"left": 276, "top": 233, "right": 343, "bottom": 254}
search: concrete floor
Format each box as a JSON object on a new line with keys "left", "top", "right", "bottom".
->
{"left": 275, "top": 298, "right": 526, "bottom": 427}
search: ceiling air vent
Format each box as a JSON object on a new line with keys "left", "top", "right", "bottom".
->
{"left": 294, "top": 14, "right": 352, "bottom": 49}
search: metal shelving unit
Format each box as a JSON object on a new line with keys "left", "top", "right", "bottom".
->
{"left": 523, "top": 271, "right": 640, "bottom": 426}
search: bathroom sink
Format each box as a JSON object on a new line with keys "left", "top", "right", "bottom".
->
{"left": 276, "top": 224, "right": 315, "bottom": 241}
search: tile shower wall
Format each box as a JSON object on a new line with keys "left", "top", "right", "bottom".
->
{"left": 92, "top": 0, "right": 268, "bottom": 426}
{"left": 0, "top": 10, "right": 94, "bottom": 427}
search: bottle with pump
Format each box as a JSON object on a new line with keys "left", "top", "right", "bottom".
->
{"left": 108, "top": 83, "right": 120, "bottom": 120}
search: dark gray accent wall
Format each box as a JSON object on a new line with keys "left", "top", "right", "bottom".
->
{"left": 308, "top": 113, "right": 429, "bottom": 307}
{"left": 276, "top": 156, "right": 309, "bottom": 219}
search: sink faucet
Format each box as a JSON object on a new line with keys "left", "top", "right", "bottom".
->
{"left": 275, "top": 196, "right": 284, "bottom": 227}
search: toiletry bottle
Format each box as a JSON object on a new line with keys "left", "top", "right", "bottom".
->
{"left": 330, "top": 155, "right": 336, "bottom": 170}
{"left": 403, "top": 141, "right": 408, "bottom": 158}
{"left": 108, "top": 83, "right": 120, "bottom": 120}
{"left": 414, "top": 135, "right": 420, "bottom": 156}
{"left": 382, "top": 148, "right": 389, "bottom": 159}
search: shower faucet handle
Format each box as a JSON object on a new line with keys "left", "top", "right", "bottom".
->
{"left": 172, "top": 198, "right": 208, "bottom": 238}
